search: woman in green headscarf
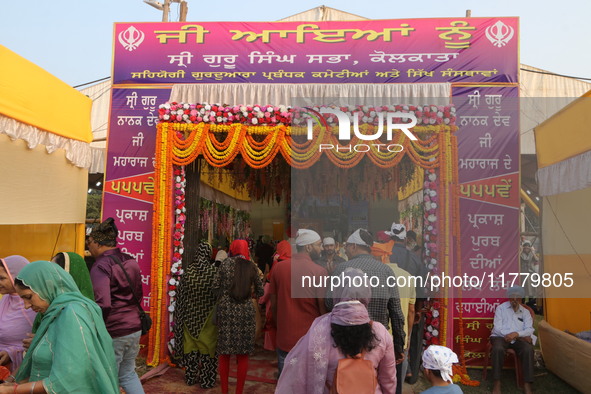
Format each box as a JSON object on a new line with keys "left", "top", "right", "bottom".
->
{"left": 1, "top": 261, "right": 119, "bottom": 394}
{"left": 29, "top": 252, "right": 94, "bottom": 334}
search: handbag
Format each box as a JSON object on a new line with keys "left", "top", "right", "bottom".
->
{"left": 330, "top": 352, "right": 377, "bottom": 394}
{"left": 109, "top": 256, "right": 152, "bottom": 335}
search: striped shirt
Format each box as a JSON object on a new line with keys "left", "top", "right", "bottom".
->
{"left": 326, "top": 253, "right": 406, "bottom": 355}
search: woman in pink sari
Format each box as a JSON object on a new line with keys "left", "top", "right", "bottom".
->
{"left": 0, "top": 256, "right": 36, "bottom": 373}
{"left": 275, "top": 268, "right": 397, "bottom": 394}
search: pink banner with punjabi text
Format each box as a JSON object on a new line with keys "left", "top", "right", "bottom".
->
{"left": 112, "top": 18, "right": 518, "bottom": 85}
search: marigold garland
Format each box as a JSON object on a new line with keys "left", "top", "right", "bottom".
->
{"left": 149, "top": 102, "right": 464, "bottom": 369}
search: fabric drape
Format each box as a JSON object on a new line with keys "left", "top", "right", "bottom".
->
{"left": 173, "top": 242, "right": 218, "bottom": 387}
{"left": 32, "top": 252, "right": 94, "bottom": 333}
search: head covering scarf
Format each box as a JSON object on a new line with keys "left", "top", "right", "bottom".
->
{"left": 0, "top": 256, "right": 36, "bottom": 372}
{"left": 89, "top": 217, "right": 118, "bottom": 245}
{"left": 322, "top": 237, "right": 336, "bottom": 246}
{"left": 346, "top": 229, "right": 373, "bottom": 247}
{"left": 295, "top": 229, "right": 321, "bottom": 246}
{"left": 276, "top": 277, "right": 373, "bottom": 394}
{"left": 385, "top": 223, "right": 406, "bottom": 240}
{"left": 422, "top": 345, "right": 459, "bottom": 383}
{"left": 15, "top": 261, "right": 119, "bottom": 393}
{"left": 173, "top": 242, "right": 218, "bottom": 360}
{"left": 275, "top": 240, "right": 292, "bottom": 261}
{"left": 31, "top": 252, "right": 95, "bottom": 333}
{"left": 215, "top": 250, "right": 228, "bottom": 263}
{"left": 332, "top": 267, "right": 372, "bottom": 307}
{"left": 376, "top": 231, "right": 391, "bottom": 243}
{"left": 229, "top": 239, "right": 250, "bottom": 260}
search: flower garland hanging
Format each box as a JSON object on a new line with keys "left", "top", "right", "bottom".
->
{"left": 157, "top": 102, "right": 457, "bottom": 170}
{"left": 167, "top": 166, "right": 186, "bottom": 354}
{"left": 423, "top": 168, "right": 441, "bottom": 347}
{"left": 158, "top": 102, "right": 456, "bottom": 130}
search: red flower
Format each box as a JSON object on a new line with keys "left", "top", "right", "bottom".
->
{"left": 432, "top": 301, "right": 441, "bottom": 309}
{"left": 431, "top": 337, "right": 440, "bottom": 345}
{"left": 173, "top": 240, "right": 180, "bottom": 247}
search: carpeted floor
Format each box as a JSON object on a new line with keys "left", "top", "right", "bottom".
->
{"left": 141, "top": 346, "right": 278, "bottom": 394}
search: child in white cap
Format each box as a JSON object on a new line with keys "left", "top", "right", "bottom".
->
{"left": 421, "top": 345, "right": 463, "bottom": 393}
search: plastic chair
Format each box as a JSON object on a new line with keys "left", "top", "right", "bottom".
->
{"left": 482, "top": 304, "right": 535, "bottom": 388}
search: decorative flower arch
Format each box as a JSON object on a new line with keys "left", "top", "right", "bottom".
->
{"left": 148, "top": 101, "right": 475, "bottom": 387}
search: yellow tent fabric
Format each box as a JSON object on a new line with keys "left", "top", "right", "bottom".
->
{"left": 535, "top": 91, "right": 591, "bottom": 168}
{"left": 0, "top": 45, "right": 92, "bottom": 143}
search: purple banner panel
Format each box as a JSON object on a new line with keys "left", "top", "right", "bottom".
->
{"left": 113, "top": 18, "right": 518, "bottom": 85}
{"left": 451, "top": 85, "right": 520, "bottom": 314}
{"left": 103, "top": 87, "right": 172, "bottom": 310}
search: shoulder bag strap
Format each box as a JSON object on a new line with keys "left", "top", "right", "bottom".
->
{"left": 108, "top": 255, "right": 144, "bottom": 313}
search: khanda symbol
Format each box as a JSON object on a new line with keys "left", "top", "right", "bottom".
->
{"left": 485, "top": 21, "right": 514, "bottom": 48}
{"left": 118, "top": 26, "right": 145, "bottom": 52}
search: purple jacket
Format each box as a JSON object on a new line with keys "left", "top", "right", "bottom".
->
{"left": 90, "top": 248, "right": 142, "bottom": 338}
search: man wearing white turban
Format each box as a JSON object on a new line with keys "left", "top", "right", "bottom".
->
{"left": 326, "top": 228, "right": 407, "bottom": 368}
{"left": 269, "top": 229, "right": 327, "bottom": 376}
{"left": 421, "top": 345, "right": 463, "bottom": 393}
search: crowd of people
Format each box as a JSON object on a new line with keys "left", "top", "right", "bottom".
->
{"left": 0, "top": 217, "right": 144, "bottom": 394}
{"left": 0, "top": 218, "right": 539, "bottom": 393}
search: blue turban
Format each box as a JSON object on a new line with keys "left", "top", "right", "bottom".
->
{"left": 507, "top": 285, "right": 525, "bottom": 298}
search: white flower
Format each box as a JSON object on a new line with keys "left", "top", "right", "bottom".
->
{"left": 432, "top": 329, "right": 439, "bottom": 337}
{"left": 429, "top": 190, "right": 437, "bottom": 197}
{"left": 163, "top": 103, "right": 171, "bottom": 109}
{"left": 252, "top": 118, "right": 258, "bottom": 125}
{"left": 204, "top": 104, "right": 211, "bottom": 111}
{"left": 168, "top": 305, "right": 175, "bottom": 312}
{"left": 431, "top": 203, "right": 437, "bottom": 209}
{"left": 179, "top": 248, "right": 184, "bottom": 254}
{"left": 427, "top": 226, "right": 433, "bottom": 231}
{"left": 427, "top": 325, "right": 433, "bottom": 332}
{"left": 431, "top": 258, "right": 437, "bottom": 265}
{"left": 240, "top": 106, "right": 246, "bottom": 112}
{"left": 428, "top": 173, "right": 437, "bottom": 182}
{"left": 432, "top": 310, "right": 440, "bottom": 318}
{"left": 428, "top": 214, "right": 436, "bottom": 222}
{"left": 163, "top": 114, "right": 170, "bottom": 120}
{"left": 183, "top": 103, "right": 190, "bottom": 110}
{"left": 176, "top": 109, "right": 184, "bottom": 115}
{"left": 169, "top": 290, "right": 176, "bottom": 297}
{"left": 169, "top": 278, "right": 177, "bottom": 286}
{"left": 425, "top": 202, "right": 431, "bottom": 211}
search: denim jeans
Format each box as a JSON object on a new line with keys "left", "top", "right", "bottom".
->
{"left": 112, "top": 330, "right": 145, "bottom": 394}
{"left": 277, "top": 348, "right": 289, "bottom": 377}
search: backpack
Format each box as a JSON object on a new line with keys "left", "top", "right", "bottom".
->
{"left": 330, "top": 352, "right": 377, "bottom": 394}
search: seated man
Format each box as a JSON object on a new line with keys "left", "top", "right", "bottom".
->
{"left": 490, "top": 286, "right": 534, "bottom": 394}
